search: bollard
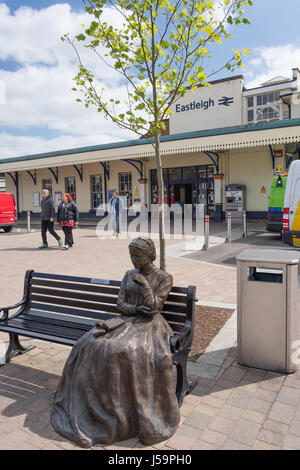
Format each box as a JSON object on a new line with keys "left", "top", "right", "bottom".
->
{"left": 225, "top": 212, "right": 232, "bottom": 244}
{"left": 27, "top": 211, "right": 31, "bottom": 234}
{"left": 202, "top": 215, "right": 209, "bottom": 251}
{"left": 242, "top": 210, "right": 247, "bottom": 238}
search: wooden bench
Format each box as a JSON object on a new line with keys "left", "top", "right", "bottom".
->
{"left": 0, "top": 270, "right": 197, "bottom": 405}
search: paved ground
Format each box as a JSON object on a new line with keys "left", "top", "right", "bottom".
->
{"left": 1, "top": 225, "right": 300, "bottom": 450}
{"left": 185, "top": 229, "right": 299, "bottom": 267}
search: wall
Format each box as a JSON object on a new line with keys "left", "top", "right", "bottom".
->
{"left": 225, "top": 146, "right": 276, "bottom": 212}
{"left": 291, "top": 96, "right": 300, "bottom": 119}
{"left": 5, "top": 161, "right": 142, "bottom": 214}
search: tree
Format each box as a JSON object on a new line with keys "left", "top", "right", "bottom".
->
{"left": 63, "top": 0, "right": 253, "bottom": 270}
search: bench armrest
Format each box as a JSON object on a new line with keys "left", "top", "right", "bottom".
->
{"left": 170, "top": 326, "right": 192, "bottom": 354}
{"left": 0, "top": 299, "right": 27, "bottom": 320}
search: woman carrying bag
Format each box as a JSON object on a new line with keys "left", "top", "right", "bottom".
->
{"left": 57, "top": 193, "right": 79, "bottom": 249}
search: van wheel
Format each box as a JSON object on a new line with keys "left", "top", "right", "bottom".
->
{"left": 3, "top": 226, "right": 13, "bottom": 233}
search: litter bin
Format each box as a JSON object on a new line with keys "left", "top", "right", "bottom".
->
{"left": 236, "top": 249, "right": 300, "bottom": 373}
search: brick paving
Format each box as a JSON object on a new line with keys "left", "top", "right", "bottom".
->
{"left": 0, "top": 227, "right": 300, "bottom": 450}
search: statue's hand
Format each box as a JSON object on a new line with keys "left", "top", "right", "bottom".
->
{"left": 133, "top": 273, "right": 148, "bottom": 286}
{"left": 136, "top": 305, "right": 159, "bottom": 317}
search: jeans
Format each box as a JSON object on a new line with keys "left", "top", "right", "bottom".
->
{"left": 41, "top": 220, "right": 61, "bottom": 246}
{"left": 111, "top": 213, "right": 121, "bottom": 234}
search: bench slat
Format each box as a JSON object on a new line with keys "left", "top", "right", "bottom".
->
{"left": 30, "top": 279, "right": 188, "bottom": 303}
{"left": 30, "top": 302, "right": 121, "bottom": 320}
{"left": 24, "top": 310, "right": 97, "bottom": 328}
{"left": 32, "top": 272, "right": 122, "bottom": 287}
{"left": 20, "top": 312, "right": 95, "bottom": 331}
{"left": 31, "top": 279, "right": 121, "bottom": 296}
{"left": 162, "top": 303, "right": 187, "bottom": 314}
{"left": 30, "top": 287, "right": 119, "bottom": 305}
{"left": 30, "top": 294, "right": 186, "bottom": 316}
{"left": 0, "top": 324, "right": 77, "bottom": 346}
{"left": 30, "top": 288, "right": 187, "bottom": 313}
{"left": 169, "top": 286, "right": 188, "bottom": 294}
{"left": 4, "top": 317, "right": 88, "bottom": 341}
{"left": 25, "top": 309, "right": 186, "bottom": 330}
{"left": 30, "top": 295, "right": 120, "bottom": 314}
{"left": 30, "top": 280, "right": 188, "bottom": 304}
{"left": 160, "top": 312, "right": 187, "bottom": 325}
{"left": 31, "top": 273, "right": 188, "bottom": 293}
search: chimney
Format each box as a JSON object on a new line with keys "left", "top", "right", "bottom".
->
{"left": 292, "top": 67, "right": 300, "bottom": 81}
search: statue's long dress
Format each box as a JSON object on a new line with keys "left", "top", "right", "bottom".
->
{"left": 51, "top": 266, "right": 180, "bottom": 448}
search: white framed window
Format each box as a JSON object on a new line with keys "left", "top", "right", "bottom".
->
{"left": 246, "top": 92, "right": 289, "bottom": 124}
{"left": 119, "top": 172, "right": 132, "bottom": 207}
{"left": 65, "top": 176, "right": 76, "bottom": 202}
{"left": 91, "top": 175, "right": 103, "bottom": 210}
{"left": 42, "top": 178, "right": 52, "bottom": 196}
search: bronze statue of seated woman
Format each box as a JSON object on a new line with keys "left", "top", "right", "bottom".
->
{"left": 51, "top": 237, "right": 180, "bottom": 448}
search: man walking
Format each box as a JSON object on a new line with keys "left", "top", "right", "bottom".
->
{"left": 39, "top": 189, "right": 62, "bottom": 249}
{"left": 110, "top": 191, "right": 124, "bottom": 237}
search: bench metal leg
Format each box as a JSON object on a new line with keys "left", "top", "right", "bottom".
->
{"left": 174, "top": 352, "right": 198, "bottom": 407}
{"left": 0, "top": 333, "right": 35, "bottom": 367}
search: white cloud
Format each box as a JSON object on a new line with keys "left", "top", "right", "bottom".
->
{"left": 0, "top": 2, "right": 135, "bottom": 159}
{"left": 245, "top": 44, "right": 300, "bottom": 88}
{"left": 0, "top": 131, "right": 124, "bottom": 158}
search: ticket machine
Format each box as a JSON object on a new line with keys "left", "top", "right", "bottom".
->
{"left": 225, "top": 184, "right": 246, "bottom": 218}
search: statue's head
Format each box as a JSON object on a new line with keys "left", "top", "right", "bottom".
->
{"left": 129, "top": 237, "right": 156, "bottom": 269}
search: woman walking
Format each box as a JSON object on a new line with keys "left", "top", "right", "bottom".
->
{"left": 57, "top": 193, "right": 79, "bottom": 249}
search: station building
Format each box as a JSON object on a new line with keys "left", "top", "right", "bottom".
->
{"left": 1, "top": 67, "right": 300, "bottom": 221}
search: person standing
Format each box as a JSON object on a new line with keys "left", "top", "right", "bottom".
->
{"left": 110, "top": 191, "right": 124, "bottom": 237}
{"left": 57, "top": 193, "right": 79, "bottom": 249}
{"left": 39, "top": 189, "right": 62, "bottom": 249}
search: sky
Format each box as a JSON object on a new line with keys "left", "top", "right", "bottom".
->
{"left": 0, "top": 0, "right": 300, "bottom": 159}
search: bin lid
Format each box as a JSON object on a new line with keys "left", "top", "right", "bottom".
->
{"left": 236, "top": 249, "right": 300, "bottom": 265}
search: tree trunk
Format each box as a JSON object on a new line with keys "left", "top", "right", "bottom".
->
{"left": 155, "top": 132, "right": 166, "bottom": 271}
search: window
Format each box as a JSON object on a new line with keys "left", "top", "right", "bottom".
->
{"left": 246, "top": 92, "right": 289, "bottom": 124}
{"left": 119, "top": 172, "right": 132, "bottom": 207}
{"left": 42, "top": 179, "right": 52, "bottom": 196}
{"left": 91, "top": 175, "right": 103, "bottom": 210}
{"left": 168, "top": 167, "right": 182, "bottom": 181}
{"left": 247, "top": 97, "right": 254, "bottom": 108}
{"left": 257, "top": 92, "right": 280, "bottom": 106}
{"left": 198, "top": 165, "right": 214, "bottom": 179}
{"left": 182, "top": 166, "right": 197, "bottom": 180}
{"left": 65, "top": 177, "right": 76, "bottom": 202}
{"left": 150, "top": 169, "right": 167, "bottom": 184}
{"left": 257, "top": 106, "right": 279, "bottom": 122}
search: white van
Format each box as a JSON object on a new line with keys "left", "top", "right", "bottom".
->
{"left": 282, "top": 160, "right": 300, "bottom": 247}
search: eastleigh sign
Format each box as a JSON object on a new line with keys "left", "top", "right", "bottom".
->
{"left": 175, "top": 96, "right": 234, "bottom": 113}
{"left": 169, "top": 76, "right": 243, "bottom": 133}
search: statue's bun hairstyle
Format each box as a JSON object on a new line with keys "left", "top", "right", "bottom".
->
{"left": 129, "top": 237, "right": 156, "bottom": 262}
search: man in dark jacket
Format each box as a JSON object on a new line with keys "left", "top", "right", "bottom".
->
{"left": 39, "top": 189, "right": 62, "bottom": 249}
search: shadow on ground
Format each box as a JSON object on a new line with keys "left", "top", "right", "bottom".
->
{"left": 0, "top": 363, "right": 70, "bottom": 445}
{"left": 189, "top": 346, "right": 287, "bottom": 397}
{"left": 185, "top": 231, "right": 299, "bottom": 267}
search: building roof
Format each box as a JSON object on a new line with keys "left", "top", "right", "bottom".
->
{"left": 1, "top": 118, "right": 300, "bottom": 172}
{"left": 261, "top": 76, "right": 291, "bottom": 86}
